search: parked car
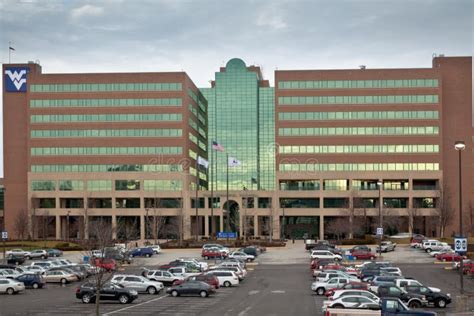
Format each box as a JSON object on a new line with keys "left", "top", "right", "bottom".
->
{"left": 202, "top": 247, "right": 227, "bottom": 260}
{"left": 176, "top": 258, "right": 208, "bottom": 271}
{"left": 111, "top": 274, "right": 164, "bottom": 295}
{"left": 0, "top": 278, "right": 25, "bottom": 295}
{"left": 331, "top": 289, "right": 379, "bottom": 302}
{"left": 129, "top": 247, "right": 154, "bottom": 258}
{"left": 405, "top": 285, "right": 451, "bottom": 308}
{"left": 228, "top": 251, "right": 255, "bottom": 262}
{"left": 430, "top": 248, "right": 454, "bottom": 257}
{"left": 42, "top": 270, "right": 78, "bottom": 284}
{"left": 380, "top": 267, "right": 403, "bottom": 276}
{"left": 6, "top": 254, "right": 25, "bottom": 266}
{"left": 436, "top": 252, "right": 465, "bottom": 262}
{"left": 325, "top": 295, "right": 380, "bottom": 310}
{"left": 15, "top": 273, "right": 45, "bottom": 289}
{"left": 30, "top": 261, "right": 55, "bottom": 270}
{"left": 210, "top": 266, "right": 245, "bottom": 281}
{"left": 395, "top": 279, "right": 440, "bottom": 292}
{"left": 325, "top": 282, "right": 370, "bottom": 297}
{"left": 76, "top": 282, "right": 138, "bottom": 304}
{"left": 166, "top": 280, "right": 216, "bottom": 297}
{"left": 25, "top": 250, "right": 48, "bottom": 260}
{"left": 0, "top": 268, "right": 20, "bottom": 279}
{"left": 26, "top": 265, "right": 47, "bottom": 274}
{"left": 410, "top": 235, "right": 425, "bottom": 248}
{"left": 422, "top": 240, "right": 442, "bottom": 253}
{"left": 389, "top": 232, "right": 412, "bottom": 239}
{"left": 167, "top": 266, "right": 200, "bottom": 279}
{"left": 187, "top": 273, "right": 220, "bottom": 289}
{"left": 351, "top": 250, "right": 376, "bottom": 260}
{"left": 376, "top": 241, "right": 397, "bottom": 252}
{"left": 149, "top": 244, "right": 161, "bottom": 254}
{"left": 375, "top": 285, "right": 428, "bottom": 308}
{"left": 202, "top": 244, "right": 230, "bottom": 255}
{"left": 239, "top": 246, "right": 260, "bottom": 257}
{"left": 310, "top": 250, "right": 342, "bottom": 261}
{"left": 6, "top": 249, "right": 31, "bottom": 257}
{"left": 48, "top": 267, "right": 85, "bottom": 280}
{"left": 92, "top": 258, "right": 116, "bottom": 272}
{"left": 205, "top": 270, "right": 239, "bottom": 287}
{"left": 348, "top": 245, "right": 371, "bottom": 253}
{"left": 312, "top": 277, "right": 358, "bottom": 295}
{"left": 143, "top": 269, "right": 184, "bottom": 285}
{"left": 47, "top": 249, "right": 63, "bottom": 257}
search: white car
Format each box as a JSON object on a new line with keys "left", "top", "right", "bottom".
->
{"left": 219, "top": 260, "right": 246, "bottom": 271}
{"left": 395, "top": 279, "right": 440, "bottom": 292}
{"left": 312, "top": 277, "right": 358, "bottom": 295}
{"left": 91, "top": 249, "right": 105, "bottom": 258}
{"left": 149, "top": 245, "right": 161, "bottom": 254}
{"left": 315, "top": 271, "right": 358, "bottom": 282}
{"left": 206, "top": 270, "right": 239, "bottom": 287}
{"left": 5, "top": 249, "right": 31, "bottom": 257}
{"left": 30, "top": 261, "right": 56, "bottom": 270}
{"left": 144, "top": 269, "right": 184, "bottom": 285}
{"left": 26, "top": 265, "right": 47, "bottom": 274}
{"left": 324, "top": 295, "right": 380, "bottom": 310}
{"left": 167, "top": 267, "right": 200, "bottom": 279}
{"left": 228, "top": 251, "right": 255, "bottom": 262}
{"left": 0, "top": 269, "right": 20, "bottom": 279}
{"left": 210, "top": 266, "right": 246, "bottom": 280}
{"left": 111, "top": 274, "right": 164, "bottom": 295}
{"left": 380, "top": 267, "right": 403, "bottom": 276}
{"left": 332, "top": 289, "right": 380, "bottom": 303}
{"left": 310, "top": 250, "right": 342, "bottom": 261}
{"left": 177, "top": 258, "right": 208, "bottom": 271}
{"left": 0, "top": 278, "right": 25, "bottom": 295}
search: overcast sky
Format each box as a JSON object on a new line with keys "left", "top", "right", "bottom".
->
{"left": 0, "top": 0, "right": 472, "bottom": 176}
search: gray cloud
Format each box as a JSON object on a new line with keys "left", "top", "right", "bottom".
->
{"left": 0, "top": 0, "right": 472, "bottom": 175}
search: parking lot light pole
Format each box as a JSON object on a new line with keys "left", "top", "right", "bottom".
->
{"left": 454, "top": 140, "right": 465, "bottom": 294}
{"left": 377, "top": 180, "right": 383, "bottom": 258}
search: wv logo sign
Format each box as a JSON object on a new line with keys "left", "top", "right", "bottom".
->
{"left": 5, "top": 67, "right": 29, "bottom": 92}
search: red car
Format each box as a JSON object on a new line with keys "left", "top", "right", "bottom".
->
{"left": 436, "top": 252, "right": 465, "bottom": 262}
{"left": 322, "top": 264, "right": 345, "bottom": 271}
{"left": 173, "top": 273, "right": 220, "bottom": 289}
{"left": 93, "top": 258, "right": 116, "bottom": 271}
{"left": 462, "top": 261, "right": 474, "bottom": 274}
{"left": 201, "top": 248, "right": 227, "bottom": 260}
{"left": 325, "top": 282, "right": 370, "bottom": 297}
{"left": 351, "top": 250, "right": 376, "bottom": 260}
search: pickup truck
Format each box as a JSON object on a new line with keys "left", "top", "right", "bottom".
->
{"left": 325, "top": 298, "right": 437, "bottom": 315}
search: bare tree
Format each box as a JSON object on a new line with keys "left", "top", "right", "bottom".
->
{"left": 14, "top": 209, "right": 29, "bottom": 240}
{"left": 116, "top": 217, "right": 140, "bottom": 242}
{"left": 407, "top": 207, "right": 420, "bottom": 235}
{"left": 325, "top": 217, "right": 347, "bottom": 240}
{"left": 437, "top": 187, "right": 452, "bottom": 238}
{"left": 81, "top": 219, "right": 119, "bottom": 316}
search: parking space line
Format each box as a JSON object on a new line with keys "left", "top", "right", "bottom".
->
{"left": 103, "top": 295, "right": 168, "bottom": 316}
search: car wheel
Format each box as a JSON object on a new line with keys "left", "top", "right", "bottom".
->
{"left": 436, "top": 298, "right": 447, "bottom": 308}
{"left": 118, "top": 294, "right": 130, "bottom": 304}
{"left": 204, "top": 256, "right": 209, "bottom": 260}
{"left": 408, "top": 301, "right": 421, "bottom": 309}
{"left": 224, "top": 281, "right": 231, "bottom": 287}
{"left": 200, "top": 290, "right": 208, "bottom": 298}
{"left": 370, "top": 256, "right": 375, "bottom": 260}
{"left": 82, "top": 294, "right": 92, "bottom": 304}
{"left": 171, "top": 290, "right": 179, "bottom": 297}
{"left": 145, "top": 254, "right": 151, "bottom": 258}
{"left": 60, "top": 278, "right": 67, "bottom": 284}
{"left": 442, "top": 258, "right": 447, "bottom": 262}
{"left": 426, "top": 249, "right": 432, "bottom": 253}
{"left": 147, "top": 286, "right": 157, "bottom": 295}
{"left": 32, "top": 283, "right": 39, "bottom": 289}
{"left": 247, "top": 258, "right": 252, "bottom": 262}
{"left": 41, "top": 255, "right": 46, "bottom": 259}
{"left": 6, "top": 287, "right": 15, "bottom": 295}
{"left": 26, "top": 256, "right": 31, "bottom": 260}
{"left": 317, "top": 287, "right": 325, "bottom": 295}
{"left": 332, "top": 304, "right": 344, "bottom": 309}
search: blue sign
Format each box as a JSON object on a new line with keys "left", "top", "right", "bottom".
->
{"left": 5, "top": 67, "right": 29, "bottom": 92}
{"left": 217, "top": 232, "right": 237, "bottom": 239}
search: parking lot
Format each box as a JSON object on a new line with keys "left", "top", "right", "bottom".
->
{"left": 1, "top": 241, "right": 473, "bottom": 315}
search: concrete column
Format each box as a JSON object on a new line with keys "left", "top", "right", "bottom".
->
{"left": 239, "top": 214, "right": 243, "bottom": 238}
{"left": 408, "top": 214, "right": 413, "bottom": 235}
{"left": 219, "top": 215, "right": 224, "bottom": 232}
{"left": 204, "top": 215, "right": 209, "bottom": 237}
{"left": 55, "top": 215, "right": 61, "bottom": 240}
{"left": 84, "top": 215, "right": 89, "bottom": 240}
{"left": 111, "top": 215, "right": 117, "bottom": 240}
{"left": 254, "top": 215, "right": 259, "bottom": 237}
{"left": 140, "top": 214, "right": 145, "bottom": 241}
{"left": 319, "top": 215, "right": 324, "bottom": 240}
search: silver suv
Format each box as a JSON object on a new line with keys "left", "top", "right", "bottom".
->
{"left": 111, "top": 274, "right": 164, "bottom": 295}
{"left": 26, "top": 250, "right": 48, "bottom": 260}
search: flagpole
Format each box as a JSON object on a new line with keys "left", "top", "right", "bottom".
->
{"left": 210, "top": 147, "right": 214, "bottom": 239}
{"left": 195, "top": 158, "right": 199, "bottom": 241}
{"left": 226, "top": 153, "right": 229, "bottom": 232}
{"left": 8, "top": 41, "right": 12, "bottom": 63}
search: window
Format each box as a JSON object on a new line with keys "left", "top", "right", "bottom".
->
{"left": 87, "top": 180, "right": 112, "bottom": 191}
{"left": 31, "top": 180, "right": 56, "bottom": 191}
{"left": 279, "top": 180, "right": 319, "bottom": 191}
{"left": 31, "top": 129, "right": 182, "bottom": 139}
{"left": 30, "top": 83, "right": 182, "bottom": 93}
{"left": 323, "top": 180, "right": 348, "bottom": 191}
{"left": 279, "top": 110, "right": 439, "bottom": 121}
{"left": 59, "top": 180, "right": 84, "bottom": 191}
{"left": 280, "top": 198, "right": 319, "bottom": 208}
{"left": 323, "top": 198, "right": 349, "bottom": 208}
{"left": 115, "top": 180, "right": 140, "bottom": 191}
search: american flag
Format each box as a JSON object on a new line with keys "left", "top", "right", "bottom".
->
{"left": 212, "top": 140, "right": 224, "bottom": 152}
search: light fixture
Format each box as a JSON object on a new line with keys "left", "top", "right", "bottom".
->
{"left": 377, "top": 180, "right": 383, "bottom": 186}
{"left": 454, "top": 141, "right": 466, "bottom": 151}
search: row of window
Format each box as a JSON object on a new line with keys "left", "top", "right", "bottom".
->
{"left": 30, "top": 98, "right": 182, "bottom": 108}
{"left": 31, "top": 113, "right": 182, "bottom": 123}
{"left": 30, "top": 82, "right": 182, "bottom": 93}
{"left": 31, "top": 164, "right": 183, "bottom": 173}
{"left": 278, "top": 79, "right": 439, "bottom": 90}
{"left": 31, "top": 179, "right": 183, "bottom": 191}
{"left": 279, "top": 179, "right": 435, "bottom": 191}
{"left": 279, "top": 144, "right": 440, "bottom": 154}
{"left": 279, "top": 163, "right": 440, "bottom": 172}
{"left": 278, "top": 110, "right": 439, "bottom": 121}
{"left": 278, "top": 126, "right": 439, "bottom": 137}
{"left": 31, "top": 147, "right": 183, "bottom": 156}
{"left": 31, "top": 129, "right": 182, "bottom": 138}
{"left": 188, "top": 89, "right": 207, "bottom": 113}
{"left": 278, "top": 95, "right": 438, "bottom": 105}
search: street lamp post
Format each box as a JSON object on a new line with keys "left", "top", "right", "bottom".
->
{"left": 455, "top": 140, "right": 465, "bottom": 294}
{"left": 377, "top": 180, "right": 383, "bottom": 258}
